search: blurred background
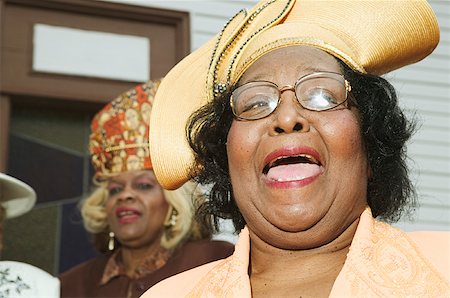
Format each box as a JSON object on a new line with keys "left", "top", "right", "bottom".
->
{"left": 1, "top": 0, "right": 448, "bottom": 276}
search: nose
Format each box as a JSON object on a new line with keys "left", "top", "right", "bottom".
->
{"left": 116, "top": 185, "right": 136, "bottom": 203}
{"left": 270, "top": 89, "right": 310, "bottom": 135}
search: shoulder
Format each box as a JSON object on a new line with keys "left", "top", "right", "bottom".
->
{"left": 60, "top": 255, "right": 107, "bottom": 279}
{"left": 407, "top": 230, "right": 450, "bottom": 248}
{"left": 59, "top": 254, "right": 108, "bottom": 294}
{"left": 141, "top": 259, "right": 226, "bottom": 297}
{"left": 182, "top": 239, "right": 235, "bottom": 256}
{"left": 406, "top": 230, "right": 450, "bottom": 281}
{"left": 144, "top": 237, "right": 246, "bottom": 297}
{"left": 163, "top": 239, "right": 234, "bottom": 275}
{"left": 372, "top": 218, "right": 449, "bottom": 282}
{"left": 176, "top": 239, "right": 234, "bottom": 263}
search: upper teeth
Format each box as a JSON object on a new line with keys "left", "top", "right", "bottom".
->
{"left": 263, "top": 154, "right": 319, "bottom": 174}
{"left": 271, "top": 154, "right": 317, "bottom": 167}
{"left": 300, "top": 154, "right": 318, "bottom": 164}
{"left": 119, "top": 210, "right": 134, "bottom": 217}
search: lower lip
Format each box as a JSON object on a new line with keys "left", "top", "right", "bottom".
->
{"left": 118, "top": 214, "right": 140, "bottom": 224}
{"left": 262, "top": 172, "right": 322, "bottom": 189}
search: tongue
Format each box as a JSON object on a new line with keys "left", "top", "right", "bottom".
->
{"left": 266, "top": 163, "right": 321, "bottom": 182}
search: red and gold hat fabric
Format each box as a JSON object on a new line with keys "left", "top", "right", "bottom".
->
{"left": 89, "top": 80, "right": 161, "bottom": 180}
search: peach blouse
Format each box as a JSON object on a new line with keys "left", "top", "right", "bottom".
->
{"left": 142, "top": 208, "right": 450, "bottom": 297}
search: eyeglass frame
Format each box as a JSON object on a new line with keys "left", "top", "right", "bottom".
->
{"left": 229, "top": 71, "right": 354, "bottom": 121}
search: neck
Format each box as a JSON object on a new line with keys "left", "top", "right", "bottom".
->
{"left": 249, "top": 218, "right": 359, "bottom": 298}
{"left": 119, "top": 241, "right": 166, "bottom": 278}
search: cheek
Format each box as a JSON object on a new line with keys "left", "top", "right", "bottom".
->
{"left": 146, "top": 193, "right": 169, "bottom": 220}
{"left": 105, "top": 201, "right": 116, "bottom": 227}
{"left": 321, "top": 111, "right": 365, "bottom": 159}
{"left": 104, "top": 199, "right": 114, "bottom": 216}
{"left": 226, "top": 122, "right": 256, "bottom": 173}
{"left": 226, "top": 121, "right": 270, "bottom": 202}
{"left": 322, "top": 110, "right": 368, "bottom": 177}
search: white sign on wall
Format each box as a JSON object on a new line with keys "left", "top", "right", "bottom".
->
{"left": 33, "top": 24, "right": 150, "bottom": 82}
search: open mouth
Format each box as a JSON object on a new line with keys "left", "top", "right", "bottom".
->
{"left": 116, "top": 207, "right": 141, "bottom": 224}
{"left": 263, "top": 154, "right": 323, "bottom": 182}
{"left": 263, "top": 154, "right": 320, "bottom": 174}
{"left": 117, "top": 210, "right": 140, "bottom": 217}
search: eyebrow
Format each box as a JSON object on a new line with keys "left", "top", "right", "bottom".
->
{"left": 108, "top": 179, "right": 122, "bottom": 185}
{"left": 295, "top": 65, "right": 323, "bottom": 75}
{"left": 238, "top": 65, "right": 324, "bottom": 86}
{"left": 134, "top": 173, "right": 158, "bottom": 183}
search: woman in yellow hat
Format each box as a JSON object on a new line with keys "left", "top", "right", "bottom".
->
{"left": 142, "top": 0, "right": 449, "bottom": 297}
{"left": 59, "top": 81, "right": 233, "bottom": 298}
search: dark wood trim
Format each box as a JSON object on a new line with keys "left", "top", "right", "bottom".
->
{"left": 3, "top": 0, "right": 190, "bottom": 59}
{"left": 0, "top": 95, "right": 11, "bottom": 172}
{"left": 0, "top": 0, "right": 4, "bottom": 69}
{"left": 0, "top": 0, "right": 190, "bottom": 170}
{"left": 0, "top": 0, "right": 190, "bottom": 102}
{"left": 0, "top": 1, "right": 6, "bottom": 172}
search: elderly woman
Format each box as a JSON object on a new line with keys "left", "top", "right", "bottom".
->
{"left": 59, "top": 81, "right": 233, "bottom": 298}
{"left": 142, "top": 0, "right": 449, "bottom": 297}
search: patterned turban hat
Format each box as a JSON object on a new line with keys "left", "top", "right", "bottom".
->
{"left": 89, "top": 80, "right": 161, "bottom": 180}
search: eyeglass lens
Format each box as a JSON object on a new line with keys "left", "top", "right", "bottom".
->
{"left": 231, "top": 72, "right": 348, "bottom": 120}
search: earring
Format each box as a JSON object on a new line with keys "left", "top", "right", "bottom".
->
{"left": 169, "top": 209, "right": 178, "bottom": 227}
{"left": 164, "top": 207, "right": 178, "bottom": 240}
{"left": 108, "top": 231, "right": 115, "bottom": 251}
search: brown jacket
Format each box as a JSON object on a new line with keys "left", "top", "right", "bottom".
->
{"left": 60, "top": 240, "right": 234, "bottom": 298}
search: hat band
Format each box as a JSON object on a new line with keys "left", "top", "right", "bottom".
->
{"left": 233, "top": 37, "right": 365, "bottom": 88}
{"left": 104, "top": 143, "right": 150, "bottom": 153}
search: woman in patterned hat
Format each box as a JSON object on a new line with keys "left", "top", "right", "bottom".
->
{"left": 59, "top": 80, "right": 234, "bottom": 298}
{"left": 142, "top": 0, "right": 449, "bottom": 297}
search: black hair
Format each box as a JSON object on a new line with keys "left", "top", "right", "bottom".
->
{"left": 187, "top": 62, "right": 417, "bottom": 232}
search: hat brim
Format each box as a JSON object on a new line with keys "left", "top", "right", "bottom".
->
{"left": 0, "top": 173, "right": 36, "bottom": 218}
{"left": 149, "top": 38, "right": 217, "bottom": 190}
{"left": 148, "top": 0, "right": 439, "bottom": 190}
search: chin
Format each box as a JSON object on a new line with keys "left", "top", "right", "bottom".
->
{"left": 269, "top": 204, "right": 326, "bottom": 232}
{"left": 116, "top": 230, "right": 145, "bottom": 242}
{"left": 272, "top": 218, "right": 316, "bottom": 233}
{"left": 264, "top": 226, "right": 337, "bottom": 250}
{"left": 249, "top": 210, "right": 341, "bottom": 250}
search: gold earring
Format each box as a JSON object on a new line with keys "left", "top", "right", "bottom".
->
{"left": 163, "top": 207, "right": 178, "bottom": 240}
{"left": 108, "top": 231, "right": 115, "bottom": 251}
{"left": 164, "top": 206, "right": 178, "bottom": 228}
{"left": 169, "top": 209, "right": 178, "bottom": 227}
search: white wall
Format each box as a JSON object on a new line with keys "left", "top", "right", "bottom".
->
{"left": 101, "top": 0, "right": 450, "bottom": 232}
{"left": 391, "top": 0, "right": 450, "bottom": 231}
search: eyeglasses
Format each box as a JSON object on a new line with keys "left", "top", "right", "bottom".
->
{"left": 230, "top": 72, "right": 352, "bottom": 120}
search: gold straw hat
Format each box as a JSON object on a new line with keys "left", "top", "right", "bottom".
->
{"left": 150, "top": 0, "right": 439, "bottom": 190}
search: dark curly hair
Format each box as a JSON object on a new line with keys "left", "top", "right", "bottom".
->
{"left": 187, "top": 61, "right": 417, "bottom": 232}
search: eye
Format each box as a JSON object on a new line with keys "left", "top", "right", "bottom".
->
{"left": 300, "top": 87, "right": 340, "bottom": 110}
{"left": 296, "top": 74, "right": 347, "bottom": 111}
{"left": 241, "top": 97, "right": 272, "bottom": 112}
{"left": 108, "top": 186, "right": 123, "bottom": 196}
{"left": 233, "top": 83, "right": 278, "bottom": 119}
{"left": 137, "top": 183, "right": 154, "bottom": 190}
